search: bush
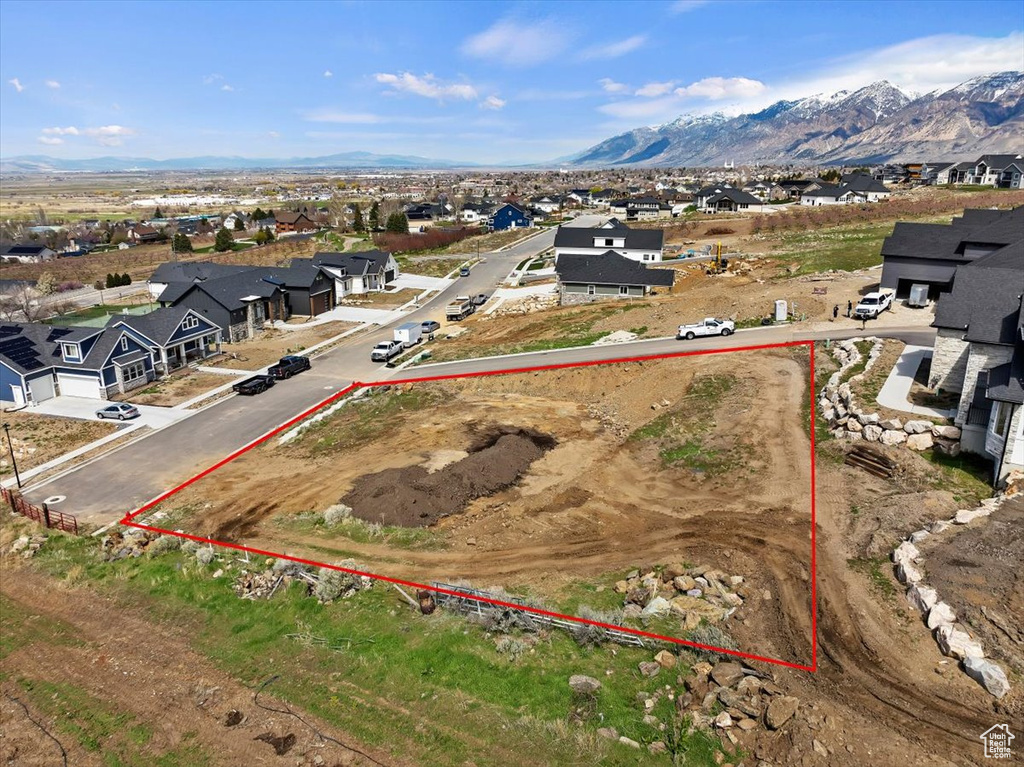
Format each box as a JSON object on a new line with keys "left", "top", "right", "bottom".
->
{"left": 686, "top": 624, "right": 738, "bottom": 662}
{"left": 313, "top": 562, "right": 361, "bottom": 603}
{"left": 373, "top": 227, "right": 474, "bottom": 254}
{"left": 705, "top": 226, "right": 736, "bottom": 236}
{"left": 570, "top": 605, "right": 625, "bottom": 647}
{"left": 148, "top": 535, "right": 182, "bottom": 556}
{"left": 57, "top": 281, "right": 84, "bottom": 293}
{"left": 322, "top": 504, "right": 352, "bottom": 526}
{"left": 195, "top": 546, "right": 216, "bottom": 566}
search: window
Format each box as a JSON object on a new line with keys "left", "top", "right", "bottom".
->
{"left": 182, "top": 314, "right": 199, "bottom": 330}
{"left": 122, "top": 362, "right": 146, "bottom": 383}
{"left": 587, "top": 285, "right": 596, "bottom": 295}
{"left": 992, "top": 401, "right": 1012, "bottom": 438}
{"left": 619, "top": 286, "right": 629, "bottom": 295}
{"left": 604, "top": 238, "right": 614, "bottom": 246}
{"left": 62, "top": 343, "right": 80, "bottom": 360}
{"left": 120, "top": 337, "right": 129, "bottom": 352}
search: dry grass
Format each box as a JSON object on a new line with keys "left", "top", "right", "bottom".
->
{"left": 205, "top": 322, "right": 355, "bottom": 369}
{"left": 0, "top": 410, "right": 118, "bottom": 477}
{"left": 112, "top": 370, "right": 229, "bottom": 407}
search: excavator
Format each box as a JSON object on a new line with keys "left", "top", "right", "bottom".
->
{"left": 705, "top": 242, "right": 729, "bottom": 275}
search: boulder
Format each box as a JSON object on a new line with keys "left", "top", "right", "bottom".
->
{"left": 935, "top": 625, "right": 984, "bottom": 660}
{"left": 906, "top": 584, "right": 938, "bottom": 614}
{"left": 935, "top": 439, "right": 961, "bottom": 457}
{"left": 880, "top": 429, "right": 907, "bottom": 446}
{"left": 909, "top": 529, "right": 930, "bottom": 543}
{"left": 822, "top": 407, "right": 836, "bottom": 422}
{"left": 930, "top": 520, "right": 952, "bottom": 534}
{"left": 618, "top": 736, "right": 641, "bottom": 749}
{"left": 673, "top": 575, "right": 697, "bottom": 592}
{"left": 641, "top": 596, "right": 672, "bottom": 617}
{"left": 896, "top": 560, "right": 924, "bottom": 585}
{"left": 568, "top": 675, "right": 602, "bottom": 695}
{"left": 931, "top": 425, "right": 961, "bottom": 440}
{"left": 596, "top": 727, "right": 618, "bottom": 740}
{"left": 879, "top": 418, "right": 903, "bottom": 431}
{"left": 654, "top": 650, "right": 677, "bottom": 670}
{"left": 765, "top": 696, "right": 799, "bottom": 729}
{"left": 857, "top": 412, "right": 879, "bottom": 426}
{"left": 904, "top": 420, "right": 932, "bottom": 434}
{"left": 737, "top": 718, "right": 758, "bottom": 732}
{"left": 846, "top": 419, "right": 863, "bottom": 433}
{"left": 710, "top": 662, "right": 744, "bottom": 688}
{"left": 906, "top": 432, "right": 934, "bottom": 451}
{"left": 638, "top": 661, "right": 662, "bottom": 678}
{"left": 926, "top": 602, "right": 957, "bottom": 630}
{"left": 713, "top": 712, "right": 733, "bottom": 729}
{"left": 863, "top": 424, "right": 883, "bottom": 442}
{"left": 613, "top": 580, "right": 630, "bottom": 594}
{"left": 955, "top": 507, "right": 990, "bottom": 524}
{"left": 892, "top": 541, "right": 921, "bottom": 565}
{"left": 963, "top": 656, "right": 1010, "bottom": 698}
{"left": 662, "top": 563, "right": 687, "bottom": 581}
{"left": 622, "top": 604, "right": 643, "bottom": 621}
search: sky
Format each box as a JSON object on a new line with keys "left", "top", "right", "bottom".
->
{"left": 1, "top": 0, "right": 1022, "bottom": 164}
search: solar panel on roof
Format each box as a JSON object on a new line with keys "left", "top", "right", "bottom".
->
{"left": 47, "top": 328, "right": 73, "bottom": 340}
{"left": 0, "top": 325, "right": 21, "bottom": 337}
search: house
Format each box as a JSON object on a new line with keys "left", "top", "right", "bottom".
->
{"left": 459, "top": 202, "right": 493, "bottom": 224}
{"left": 567, "top": 189, "right": 593, "bottom": 206}
{"left": 0, "top": 322, "right": 157, "bottom": 404}
{"left": 222, "top": 211, "right": 249, "bottom": 231}
{"left": 694, "top": 185, "right": 766, "bottom": 213}
{"left": 839, "top": 173, "right": 892, "bottom": 202}
{"left": 879, "top": 206, "right": 1023, "bottom": 297}
{"left": 529, "top": 195, "right": 563, "bottom": 214}
{"left": 921, "top": 162, "right": 955, "bottom": 185}
{"left": 157, "top": 271, "right": 289, "bottom": 343}
{"left": 274, "top": 211, "right": 317, "bottom": 235}
{"left": 741, "top": 181, "right": 773, "bottom": 201}
{"left": 0, "top": 245, "right": 56, "bottom": 263}
{"left": 609, "top": 196, "right": 673, "bottom": 221}
{"left": 308, "top": 250, "right": 400, "bottom": 297}
{"left": 775, "top": 179, "right": 828, "bottom": 201}
{"left": 590, "top": 189, "right": 622, "bottom": 207}
{"left": 126, "top": 224, "right": 162, "bottom": 244}
{"left": 555, "top": 251, "right": 674, "bottom": 306}
{"left": 553, "top": 220, "right": 664, "bottom": 263}
{"left": 927, "top": 241, "right": 1024, "bottom": 485}
{"left": 488, "top": 203, "right": 534, "bottom": 231}
{"left": 108, "top": 307, "right": 222, "bottom": 374}
{"left": 148, "top": 262, "right": 253, "bottom": 301}
{"left": 799, "top": 175, "right": 891, "bottom": 206}
{"left": 252, "top": 263, "right": 335, "bottom": 317}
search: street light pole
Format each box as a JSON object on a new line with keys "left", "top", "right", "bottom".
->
{"left": 2, "top": 422, "right": 21, "bottom": 489}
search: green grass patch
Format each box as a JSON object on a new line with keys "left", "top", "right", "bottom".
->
{"left": 838, "top": 340, "right": 875, "bottom": 385}
{"left": 192, "top": 241, "right": 254, "bottom": 254}
{"left": 847, "top": 557, "right": 898, "bottom": 600}
{"left": 767, "top": 221, "right": 895, "bottom": 275}
{"left": 22, "top": 534, "right": 723, "bottom": 766}
{"left": 274, "top": 512, "right": 447, "bottom": 551}
{"left": 921, "top": 449, "right": 993, "bottom": 506}
{"left": 0, "top": 593, "right": 87, "bottom": 662}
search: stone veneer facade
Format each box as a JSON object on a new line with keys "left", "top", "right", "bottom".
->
{"left": 928, "top": 328, "right": 970, "bottom": 392}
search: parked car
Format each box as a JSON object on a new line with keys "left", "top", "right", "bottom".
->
{"left": 370, "top": 340, "right": 404, "bottom": 362}
{"left": 96, "top": 403, "right": 140, "bottom": 420}
{"left": 677, "top": 317, "right": 735, "bottom": 340}
{"left": 854, "top": 288, "right": 896, "bottom": 319}
{"left": 421, "top": 320, "right": 441, "bottom": 334}
{"left": 459, "top": 266, "right": 471, "bottom": 277}
{"left": 267, "top": 355, "right": 311, "bottom": 379}
{"left": 232, "top": 375, "right": 276, "bottom": 396}
{"left": 472, "top": 293, "right": 489, "bottom": 306}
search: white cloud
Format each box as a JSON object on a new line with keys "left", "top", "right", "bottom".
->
{"left": 323, "top": 70, "right": 333, "bottom": 78}
{"left": 268, "top": 130, "right": 281, "bottom": 139}
{"left": 202, "top": 73, "right": 223, "bottom": 85}
{"left": 45, "top": 79, "right": 60, "bottom": 89}
{"left": 579, "top": 35, "right": 646, "bottom": 61}
{"left": 37, "top": 136, "right": 63, "bottom": 145}
{"left": 304, "top": 110, "right": 384, "bottom": 124}
{"left": 635, "top": 81, "right": 676, "bottom": 97}
{"left": 375, "top": 72, "right": 478, "bottom": 101}
{"left": 37, "top": 124, "right": 134, "bottom": 147}
{"left": 221, "top": 84, "right": 234, "bottom": 92}
{"left": 461, "top": 18, "right": 569, "bottom": 66}
{"left": 599, "top": 95, "right": 682, "bottom": 121}
{"left": 674, "top": 76, "right": 766, "bottom": 100}
{"left": 599, "top": 78, "right": 630, "bottom": 94}
{"left": 480, "top": 95, "right": 506, "bottom": 110}
{"left": 670, "top": 0, "right": 709, "bottom": 13}
{"left": 42, "top": 126, "right": 80, "bottom": 136}
{"left": 8, "top": 77, "right": 24, "bottom": 92}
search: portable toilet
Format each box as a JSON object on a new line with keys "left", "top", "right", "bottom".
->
{"left": 774, "top": 299, "right": 788, "bottom": 322}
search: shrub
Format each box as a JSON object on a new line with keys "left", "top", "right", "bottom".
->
{"left": 195, "top": 546, "right": 215, "bottom": 566}
{"left": 705, "top": 226, "right": 735, "bottom": 236}
{"left": 570, "top": 605, "right": 625, "bottom": 647}
{"left": 373, "top": 226, "right": 475, "bottom": 254}
{"left": 313, "top": 562, "right": 361, "bottom": 603}
{"left": 323, "top": 504, "right": 352, "bottom": 526}
{"left": 147, "top": 535, "right": 181, "bottom": 556}
{"left": 686, "top": 624, "right": 738, "bottom": 662}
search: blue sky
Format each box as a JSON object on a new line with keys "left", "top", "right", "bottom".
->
{"left": 2, "top": 0, "right": 1022, "bottom": 164}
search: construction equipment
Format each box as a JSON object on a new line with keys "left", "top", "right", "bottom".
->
{"left": 705, "top": 242, "right": 730, "bottom": 275}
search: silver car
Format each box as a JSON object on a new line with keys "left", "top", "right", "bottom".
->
{"left": 96, "top": 403, "right": 140, "bottom": 420}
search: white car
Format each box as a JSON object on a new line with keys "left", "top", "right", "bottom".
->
{"left": 96, "top": 403, "right": 140, "bottom": 420}
{"left": 370, "top": 340, "right": 403, "bottom": 362}
{"left": 854, "top": 289, "right": 895, "bottom": 319}
{"left": 677, "top": 318, "right": 735, "bottom": 340}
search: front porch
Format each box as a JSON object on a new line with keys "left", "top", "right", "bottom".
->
{"left": 155, "top": 332, "right": 222, "bottom": 373}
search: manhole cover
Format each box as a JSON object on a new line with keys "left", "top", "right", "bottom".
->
{"left": 43, "top": 495, "right": 66, "bottom": 505}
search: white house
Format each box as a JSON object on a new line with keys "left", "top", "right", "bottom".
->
{"left": 553, "top": 220, "right": 664, "bottom": 263}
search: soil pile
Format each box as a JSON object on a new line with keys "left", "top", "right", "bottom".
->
{"left": 343, "top": 426, "right": 556, "bottom": 527}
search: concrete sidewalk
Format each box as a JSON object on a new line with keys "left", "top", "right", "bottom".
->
{"left": 876, "top": 345, "right": 956, "bottom": 419}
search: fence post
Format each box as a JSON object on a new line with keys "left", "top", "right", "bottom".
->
{"left": 42, "top": 502, "right": 51, "bottom": 529}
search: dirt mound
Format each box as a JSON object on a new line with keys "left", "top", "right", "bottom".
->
{"left": 343, "top": 426, "right": 556, "bottom": 527}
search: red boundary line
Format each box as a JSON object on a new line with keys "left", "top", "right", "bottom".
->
{"left": 120, "top": 340, "right": 818, "bottom": 672}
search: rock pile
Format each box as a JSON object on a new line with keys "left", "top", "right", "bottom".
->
{"left": 891, "top": 491, "right": 1020, "bottom": 698}
{"left": 9, "top": 533, "right": 47, "bottom": 558}
{"left": 819, "top": 338, "right": 961, "bottom": 454}
{"left": 487, "top": 294, "right": 559, "bottom": 317}
{"left": 614, "top": 563, "right": 751, "bottom": 630}
{"left": 100, "top": 528, "right": 177, "bottom": 560}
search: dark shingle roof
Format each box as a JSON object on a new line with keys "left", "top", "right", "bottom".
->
{"left": 957, "top": 206, "right": 1024, "bottom": 249}
{"left": 0, "top": 323, "right": 100, "bottom": 375}
{"left": 555, "top": 251, "right": 675, "bottom": 288}
{"left": 986, "top": 348, "right": 1024, "bottom": 404}
{"left": 554, "top": 224, "right": 663, "bottom": 251}
{"left": 311, "top": 250, "right": 392, "bottom": 277}
{"left": 880, "top": 222, "right": 971, "bottom": 261}
{"left": 705, "top": 189, "right": 763, "bottom": 205}
{"left": 108, "top": 306, "right": 206, "bottom": 346}
{"left": 932, "top": 241, "right": 1024, "bottom": 344}
{"left": 150, "top": 262, "right": 251, "bottom": 284}
{"left": 839, "top": 173, "right": 891, "bottom": 193}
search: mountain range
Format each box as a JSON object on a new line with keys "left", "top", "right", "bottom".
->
{"left": 569, "top": 71, "right": 1024, "bottom": 167}
{"left": 0, "top": 151, "right": 476, "bottom": 174}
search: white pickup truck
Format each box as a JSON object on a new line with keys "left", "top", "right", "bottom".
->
{"left": 854, "top": 289, "right": 895, "bottom": 319}
{"left": 677, "top": 317, "right": 735, "bottom": 340}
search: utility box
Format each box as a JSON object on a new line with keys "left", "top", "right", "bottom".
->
{"left": 908, "top": 284, "right": 930, "bottom": 308}
{"left": 774, "top": 299, "right": 788, "bottom": 322}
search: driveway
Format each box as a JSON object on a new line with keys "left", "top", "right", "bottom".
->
{"left": 31, "top": 396, "right": 191, "bottom": 430}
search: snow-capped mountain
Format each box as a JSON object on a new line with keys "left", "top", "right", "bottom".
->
{"left": 569, "top": 72, "right": 1023, "bottom": 167}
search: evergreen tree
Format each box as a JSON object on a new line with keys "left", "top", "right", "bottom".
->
{"left": 368, "top": 200, "right": 380, "bottom": 230}
{"left": 214, "top": 227, "right": 234, "bottom": 252}
{"left": 352, "top": 203, "right": 365, "bottom": 233}
{"left": 385, "top": 212, "right": 409, "bottom": 234}
{"left": 105, "top": 273, "right": 116, "bottom": 289}
{"left": 172, "top": 233, "right": 193, "bottom": 253}
{"left": 154, "top": 206, "right": 164, "bottom": 219}
{"left": 251, "top": 207, "right": 267, "bottom": 221}
{"left": 233, "top": 217, "right": 245, "bottom": 231}
{"left": 121, "top": 273, "right": 132, "bottom": 286}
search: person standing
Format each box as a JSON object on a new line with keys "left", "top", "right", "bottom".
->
{"left": 832, "top": 304, "right": 839, "bottom": 322}
{"left": 846, "top": 299, "right": 853, "bottom": 317}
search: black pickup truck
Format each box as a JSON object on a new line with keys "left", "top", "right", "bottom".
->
{"left": 267, "top": 355, "right": 312, "bottom": 379}
{"left": 232, "top": 375, "right": 276, "bottom": 396}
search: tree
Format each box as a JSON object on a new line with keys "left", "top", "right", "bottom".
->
{"left": 821, "top": 169, "right": 842, "bottom": 183}
{"left": 233, "top": 217, "right": 245, "bottom": 231}
{"left": 264, "top": 226, "right": 275, "bottom": 242}
{"left": 368, "top": 200, "right": 380, "bottom": 230}
{"left": 251, "top": 206, "right": 267, "bottom": 222}
{"left": 154, "top": 205, "right": 164, "bottom": 219}
{"left": 214, "top": 227, "right": 234, "bottom": 252}
{"left": 352, "top": 203, "right": 365, "bottom": 233}
{"left": 35, "top": 272, "right": 56, "bottom": 295}
{"left": 385, "top": 212, "right": 409, "bottom": 234}
{"left": 120, "top": 273, "right": 132, "bottom": 286}
{"left": 172, "top": 233, "right": 193, "bottom": 253}
{"left": 105, "top": 273, "right": 116, "bottom": 289}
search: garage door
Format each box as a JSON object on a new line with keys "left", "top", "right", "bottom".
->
{"left": 57, "top": 373, "right": 101, "bottom": 399}
{"left": 27, "top": 374, "right": 56, "bottom": 403}
{"left": 311, "top": 291, "right": 331, "bottom": 316}
{"left": 384, "top": 269, "right": 396, "bottom": 283}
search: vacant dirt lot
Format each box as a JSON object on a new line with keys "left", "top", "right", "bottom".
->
{"left": 0, "top": 410, "right": 116, "bottom": 478}
{"left": 112, "top": 369, "right": 228, "bottom": 407}
{"left": 206, "top": 322, "right": 357, "bottom": 370}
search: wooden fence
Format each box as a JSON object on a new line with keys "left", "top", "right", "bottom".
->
{"left": 1, "top": 487, "right": 79, "bottom": 535}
